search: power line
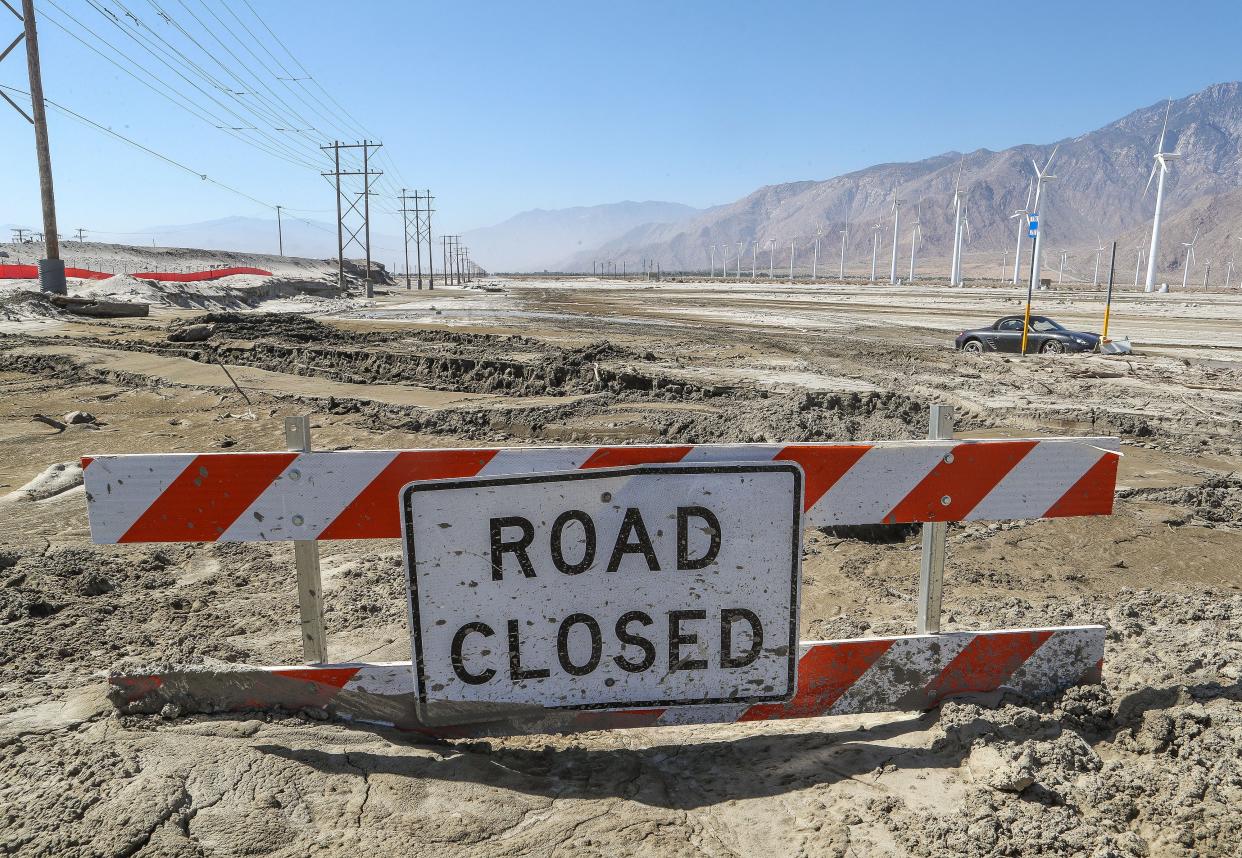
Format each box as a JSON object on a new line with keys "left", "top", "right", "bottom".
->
{"left": 38, "top": 0, "right": 322, "bottom": 171}
{"left": 0, "top": 81, "right": 335, "bottom": 238}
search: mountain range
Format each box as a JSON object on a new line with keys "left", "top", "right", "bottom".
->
{"left": 561, "top": 81, "right": 1242, "bottom": 281}
{"left": 459, "top": 201, "right": 700, "bottom": 272}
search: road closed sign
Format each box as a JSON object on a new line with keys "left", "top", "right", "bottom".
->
{"left": 400, "top": 463, "right": 803, "bottom": 720}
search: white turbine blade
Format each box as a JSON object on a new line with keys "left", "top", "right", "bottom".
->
{"left": 1024, "top": 179, "right": 1034, "bottom": 210}
{"left": 1157, "top": 100, "right": 1171, "bottom": 153}
{"left": 1144, "top": 161, "right": 1159, "bottom": 196}
{"left": 1044, "top": 144, "right": 1060, "bottom": 172}
{"left": 1031, "top": 157, "right": 1041, "bottom": 176}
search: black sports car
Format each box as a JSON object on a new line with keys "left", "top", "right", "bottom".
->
{"left": 955, "top": 316, "right": 1101, "bottom": 355}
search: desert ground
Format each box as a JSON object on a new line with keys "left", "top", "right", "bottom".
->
{"left": 0, "top": 248, "right": 1239, "bottom": 857}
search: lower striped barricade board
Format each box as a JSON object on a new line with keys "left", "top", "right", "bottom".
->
{"left": 107, "top": 626, "right": 1104, "bottom": 737}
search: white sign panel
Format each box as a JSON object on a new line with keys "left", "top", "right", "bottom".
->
{"left": 401, "top": 463, "right": 803, "bottom": 717}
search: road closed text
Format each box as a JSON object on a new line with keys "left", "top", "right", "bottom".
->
{"left": 402, "top": 464, "right": 802, "bottom": 714}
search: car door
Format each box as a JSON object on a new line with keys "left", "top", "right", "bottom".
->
{"left": 993, "top": 318, "right": 1025, "bottom": 352}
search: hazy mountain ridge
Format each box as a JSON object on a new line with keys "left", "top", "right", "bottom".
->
{"left": 565, "top": 82, "right": 1242, "bottom": 276}
{"left": 459, "top": 200, "right": 700, "bottom": 272}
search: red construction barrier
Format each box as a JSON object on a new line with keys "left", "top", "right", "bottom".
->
{"left": 0, "top": 264, "right": 270, "bottom": 282}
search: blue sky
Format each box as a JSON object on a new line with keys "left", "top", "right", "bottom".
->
{"left": 2, "top": 0, "right": 1240, "bottom": 239}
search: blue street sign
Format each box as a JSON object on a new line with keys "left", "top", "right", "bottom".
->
{"left": 1028, "top": 214, "right": 1039, "bottom": 237}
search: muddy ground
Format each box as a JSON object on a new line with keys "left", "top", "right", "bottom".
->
{"left": 0, "top": 274, "right": 1239, "bottom": 857}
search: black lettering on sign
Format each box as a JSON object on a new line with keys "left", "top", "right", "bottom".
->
{"left": 720, "top": 607, "right": 763, "bottom": 669}
{"left": 557, "top": 613, "right": 603, "bottom": 676}
{"left": 613, "top": 610, "right": 656, "bottom": 673}
{"left": 490, "top": 516, "right": 536, "bottom": 581}
{"left": 606, "top": 508, "right": 660, "bottom": 574}
{"left": 550, "top": 510, "right": 596, "bottom": 575}
{"left": 450, "top": 622, "right": 495, "bottom": 685}
{"left": 677, "top": 506, "right": 722, "bottom": 570}
{"left": 508, "top": 619, "right": 550, "bottom": 681}
{"left": 668, "top": 609, "right": 708, "bottom": 671}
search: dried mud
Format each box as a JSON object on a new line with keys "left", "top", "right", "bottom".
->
{"left": 0, "top": 281, "right": 1240, "bottom": 857}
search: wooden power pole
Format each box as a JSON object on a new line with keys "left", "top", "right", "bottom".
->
{"left": 5, "top": 1, "right": 64, "bottom": 293}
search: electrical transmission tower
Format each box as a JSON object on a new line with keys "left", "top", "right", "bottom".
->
{"left": 416, "top": 190, "right": 434, "bottom": 290}
{"left": 398, "top": 189, "right": 434, "bottom": 290}
{"left": 398, "top": 189, "right": 417, "bottom": 290}
{"left": 321, "top": 140, "right": 383, "bottom": 298}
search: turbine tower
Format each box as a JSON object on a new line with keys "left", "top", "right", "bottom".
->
{"left": 768, "top": 238, "right": 776, "bottom": 278}
{"left": 1092, "top": 236, "right": 1107, "bottom": 287}
{"left": 1134, "top": 246, "right": 1144, "bottom": 287}
{"left": 870, "top": 222, "right": 882, "bottom": 282}
{"left": 710, "top": 244, "right": 717, "bottom": 278}
{"left": 1029, "top": 146, "right": 1058, "bottom": 291}
{"left": 1058, "top": 250, "right": 1068, "bottom": 284}
{"left": 812, "top": 223, "right": 823, "bottom": 279}
{"left": 889, "top": 197, "right": 902, "bottom": 284}
{"left": 1180, "top": 231, "right": 1198, "bottom": 289}
{"left": 737, "top": 241, "right": 743, "bottom": 279}
{"left": 789, "top": 239, "right": 796, "bottom": 281}
{"left": 1009, "top": 181, "right": 1033, "bottom": 285}
{"left": 949, "top": 161, "right": 965, "bottom": 286}
{"left": 838, "top": 228, "right": 848, "bottom": 280}
{"left": 908, "top": 203, "right": 922, "bottom": 281}
{"left": 1144, "top": 101, "right": 1178, "bottom": 293}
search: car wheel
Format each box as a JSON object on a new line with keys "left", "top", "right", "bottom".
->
{"left": 1040, "top": 339, "right": 1065, "bottom": 354}
{"left": 962, "top": 339, "right": 984, "bottom": 354}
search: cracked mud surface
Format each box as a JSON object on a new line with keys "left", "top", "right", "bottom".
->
{"left": 1, "top": 278, "right": 1240, "bottom": 856}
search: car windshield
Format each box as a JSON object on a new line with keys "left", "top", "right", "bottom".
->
{"left": 1030, "top": 318, "right": 1065, "bottom": 332}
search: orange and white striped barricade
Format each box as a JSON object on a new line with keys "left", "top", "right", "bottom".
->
{"left": 85, "top": 433, "right": 1119, "bottom": 736}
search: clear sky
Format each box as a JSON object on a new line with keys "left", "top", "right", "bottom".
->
{"left": 2, "top": 0, "right": 1240, "bottom": 240}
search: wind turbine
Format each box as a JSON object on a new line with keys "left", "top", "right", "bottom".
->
{"left": 1203, "top": 259, "right": 1212, "bottom": 289}
{"left": 949, "top": 161, "right": 965, "bottom": 286}
{"left": 870, "top": 222, "right": 882, "bottom": 282}
{"left": 1227, "top": 257, "right": 1235, "bottom": 291}
{"left": 1092, "top": 236, "right": 1107, "bottom": 287}
{"left": 751, "top": 241, "right": 757, "bottom": 279}
{"left": 889, "top": 197, "right": 902, "bottom": 284}
{"left": 710, "top": 244, "right": 717, "bottom": 278}
{"left": 1029, "top": 145, "right": 1058, "bottom": 291}
{"left": 1058, "top": 250, "right": 1068, "bottom": 284}
{"left": 1180, "top": 231, "right": 1199, "bottom": 289}
{"left": 813, "top": 223, "right": 823, "bottom": 279}
{"left": 1134, "top": 245, "right": 1144, "bottom": 287}
{"left": 768, "top": 238, "right": 776, "bottom": 278}
{"left": 1009, "top": 180, "right": 1034, "bottom": 284}
{"left": 737, "top": 241, "right": 744, "bottom": 279}
{"left": 838, "top": 228, "right": 848, "bottom": 280}
{"left": 908, "top": 203, "right": 922, "bottom": 281}
{"left": 1144, "top": 101, "right": 1179, "bottom": 292}
{"left": 789, "top": 239, "right": 796, "bottom": 281}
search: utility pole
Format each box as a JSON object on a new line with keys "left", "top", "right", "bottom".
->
{"left": 320, "top": 140, "right": 383, "bottom": 298}
{"left": 418, "top": 189, "right": 434, "bottom": 289}
{"left": 275, "top": 205, "right": 284, "bottom": 255}
{"left": 398, "top": 189, "right": 416, "bottom": 290}
{"left": 74, "top": 227, "right": 86, "bottom": 242}
{"left": 11, "top": 228, "right": 30, "bottom": 243}
{"left": 5, "top": 1, "right": 64, "bottom": 293}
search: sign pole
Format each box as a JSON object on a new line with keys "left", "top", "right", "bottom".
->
{"left": 1102, "top": 240, "right": 1117, "bottom": 339}
{"left": 916, "top": 405, "right": 953, "bottom": 634}
{"left": 1020, "top": 220, "right": 1038, "bottom": 356}
{"left": 285, "top": 415, "right": 327, "bottom": 664}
